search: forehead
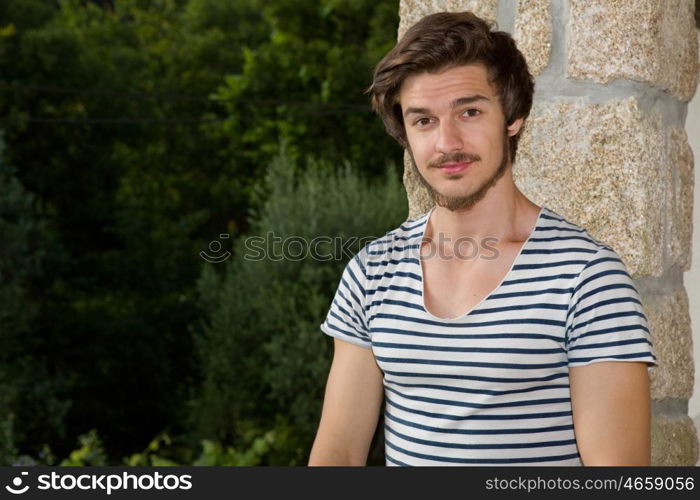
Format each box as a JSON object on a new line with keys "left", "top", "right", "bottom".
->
{"left": 398, "top": 64, "right": 495, "bottom": 106}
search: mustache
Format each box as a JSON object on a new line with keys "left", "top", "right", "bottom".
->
{"left": 428, "top": 152, "right": 481, "bottom": 168}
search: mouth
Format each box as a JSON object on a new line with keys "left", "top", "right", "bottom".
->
{"left": 437, "top": 161, "right": 473, "bottom": 175}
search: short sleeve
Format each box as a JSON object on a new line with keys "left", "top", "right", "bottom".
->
{"left": 566, "top": 246, "right": 657, "bottom": 369}
{"left": 320, "top": 252, "right": 372, "bottom": 349}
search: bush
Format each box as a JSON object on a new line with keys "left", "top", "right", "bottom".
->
{"left": 0, "top": 133, "right": 69, "bottom": 463}
{"left": 190, "top": 145, "right": 407, "bottom": 464}
{"left": 124, "top": 418, "right": 294, "bottom": 466}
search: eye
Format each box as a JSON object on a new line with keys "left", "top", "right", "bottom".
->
{"left": 462, "top": 108, "right": 481, "bottom": 118}
{"left": 414, "top": 117, "right": 434, "bottom": 128}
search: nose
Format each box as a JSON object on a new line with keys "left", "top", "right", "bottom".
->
{"left": 434, "top": 119, "right": 463, "bottom": 154}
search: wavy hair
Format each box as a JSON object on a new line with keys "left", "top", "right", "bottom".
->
{"left": 366, "top": 11, "right": 534, "bottom": 162}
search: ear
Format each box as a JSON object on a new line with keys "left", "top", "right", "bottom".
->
{"left": 506, "top": 117, "right": 524, "bottom": 137}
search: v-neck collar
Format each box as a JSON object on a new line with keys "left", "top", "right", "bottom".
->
{"left": 415, "top": 205, "right": 547, "bottom": 322}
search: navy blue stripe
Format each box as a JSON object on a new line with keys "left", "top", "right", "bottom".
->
{"left": 535, "top": 225, "right": 586, "bottom": 233}
{"left": 336, "top": 288, "right": 368, "bottom": 331}
{"left": 567, "top": 337, "right": 652, "bottom": 352}
{"left": 568, "top": 352, "right": 657, "bottom": 364}
{"left": 376, "top": 356, "right": 568, "bottom": 370}
{"left": 385, "top": 386, "right": 570, "bottom": 409}
{"left": 400, "top": 219, "right": 426, "bottom": 232}
{"left": 373, "top": 313, "right": 566, "bottom": 328}
{"left": 385, "top": 440, "right": 580, "bottom": 464}
{"left": 385, "top": 411, "right": 574, "bottom": 435}
{"left": 573, "top": 323, "right": 650, "bottom": 341}
{"left": 578, "top": 283, "right": 637, "bottom": 304}
{"left": 328, "top": 311, "right": 365, "bottom": 338}
{"left": 386, "top": 424, "right": 577, "bottom": 450}
{"left": 383, "top": 369, "right": 568, "bottom": 384}
{"left": 323, "top": 321, "right": 368, "bottom": 343}
{"left": 540, "top": 212, "right": 565, "bottom": 222}
{"left": 501, "top": 273, "right": 579, "bottom": 286}
{"left": 385, "top": 398, "right": 573, "bottom": 421}
{"left": 385, "top": 454, "right": 409, "bottom": 466}
{"left": 371, "top": 299, "right": 567, "bottom": 317}
{"left": 471, "top": 303, "right": 569, "bottom": 315}
{"left": 395, "top": 231, "right": 423, "bottom": 241}
{"left": 368, "top": 298, "right": 423, "bottom": 313}
{"left": 335, "top": 288, "right": 359, "bottom": 317}
{"left": 329, "top": 303, "right": 363, "bottom": 331}
{"left": 387, "top": 379, "right": 570, "bottom": 396}
{"left": 345, "top": 265, "right": 365, "bottom": 295}
{"left": 353, "top": 253, "right": 367, "bottom": 275}
{"left": 585, "top": 254, "right": 623, "bottom": 268}
{"left": 370, "top": 328, "right": 565, "bottom": 343}
{"left": 366, "top": 284, "right": 422, "bottom": 297}
{"left": 339, "top": 280, "right": 363, "bottom": 312}
{"left": 366, "top": 257, "right": 420, "bottom": 267}
{"left": 530, "top": 235, "right": 603, "bottom": 244}
{"left": 367, "top": 236, "right": 394, "bottom": 248}
{"left": 489, "top": 287, "right": 574, "bottom": 299}
{"left": 513, "top": 259, "right": 587, "bottom": 270}
{"left": 366, "top": 270, "right": 421, "bottom": 282}
{"left": 368, "top": 298, "right": 422, "bottom": 308}
{"left": 366, "top": 243, "right": 420, "bottom": 256}
{"left": 572, "top": 296, "right": 641, "bottom": 320}
{"left": 573, "top": 310, "right": 646, "bottom": 330}
{"left": 520, "top": 248, "right": 598, "bottom": 255}
{"left": 574, "top": 268, "right": 627, "bottom": 295}
{"left": 373, "top": 341, "right": 564, "bottom": 355}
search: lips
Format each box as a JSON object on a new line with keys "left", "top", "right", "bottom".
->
{"left": 437, "top": 161, "right": 473, "bottom": 174}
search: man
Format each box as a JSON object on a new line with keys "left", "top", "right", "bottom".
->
{"left": 308, "top": 11, "right": 656, "bottom": 466}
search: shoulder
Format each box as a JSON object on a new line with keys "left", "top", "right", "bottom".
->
{"left": 357, "top": 209, "right": 432, "bottom": 266}
{"left": 538, "top": 209, "right": 636, "bottom": 300}
{"left": 537, "top": 207, "right": 624, "bottom": 267}
{"left": 538, "top": 207, "right": 612, "bottom": 252}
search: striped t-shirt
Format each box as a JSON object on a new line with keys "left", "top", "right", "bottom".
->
{"left": 320, "top": 205, "right": 657, "bottom": 466}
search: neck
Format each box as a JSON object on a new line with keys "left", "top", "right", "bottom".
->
{"left": 425, "top": 169, "right": 540, "bottom": 245}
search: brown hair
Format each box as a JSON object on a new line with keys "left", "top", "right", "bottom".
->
{"left": 367, "top": 11, "right": 534, "bottom": 162}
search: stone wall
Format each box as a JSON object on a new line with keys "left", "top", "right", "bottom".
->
{"left": 397, "top": 0, "right": 699, "bottom": 465}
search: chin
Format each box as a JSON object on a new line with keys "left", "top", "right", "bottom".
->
{"left": 435, "top": 186, "right": 474, "bottom": 199}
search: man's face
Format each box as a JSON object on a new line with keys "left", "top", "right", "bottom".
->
{"left": 399, "top": 64, "right": 523, "bottom": 211}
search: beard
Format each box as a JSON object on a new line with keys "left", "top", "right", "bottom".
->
{"left": 409, "top": 132, "right": 511, "bottom": 212}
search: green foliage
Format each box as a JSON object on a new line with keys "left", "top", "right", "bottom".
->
{"left": 0, "top": 133, "right": 69, "bottom": 464}
{"left": 16, "top": 429, "right": 106, "bottom": 466}
{"left": 123, "top": 433, "right": 183, "bottom": 466}
{"left": 0, "top": 0, "right": 401, "bottom": 463}
{"left": 191, "top": 146, "right": 406, "bottom": 464}
{"left": 0, "top": 0, "right": 277, "bottom": 459}
{"left": 0, "top": 133, "right": 43, "bottom": 348}
{"left": 124, "top": 431, "right": 275, "bottom": 467}
{"left": 59, "top": 429, "right": 108, "bottom": 466}
{"left": 123, "top": 416, "right": 296, "bottom": 465}
{"left": 0, "top": 414, "right": 17, "bottom": 466}
{"left": 210, "top": 0, "right": 402, "bottom": 176}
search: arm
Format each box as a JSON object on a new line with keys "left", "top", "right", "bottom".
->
{"left": 569, "top": 361, "right": 651, "bottom": 466}
{"left": 308, "top": 338, "right": 384, "bottom": 466}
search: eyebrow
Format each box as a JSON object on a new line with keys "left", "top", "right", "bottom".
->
{"left": 403, "top": 94, "right": 490, "bottom": 117}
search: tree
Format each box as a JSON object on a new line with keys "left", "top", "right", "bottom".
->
{"left": 191, "top": 146, "right": 406, "bottom": 464}
{"left": 0, "top": 132, "right": 69, "bottom": 463}
{"left": 210, "top": 0, "right": 402, "bottom": 178}
{"left": 0, "top": 0, "right": 401, "bottom": 461}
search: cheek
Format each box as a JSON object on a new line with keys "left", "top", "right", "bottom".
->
{"left": 473, "top": 128, "right": 504, "bottom": 156}
{"left": 405, "top": 133, "right": 433, "bottom": 158}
